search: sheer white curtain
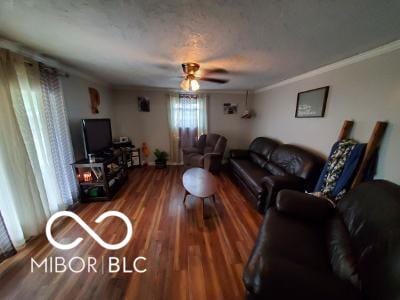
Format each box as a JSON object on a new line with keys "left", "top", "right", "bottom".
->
{"left": 0, "top": 49, "right": 74, "bottom": 248}
{"left": 168, "top": 93, "right": 208, "bottom": 163}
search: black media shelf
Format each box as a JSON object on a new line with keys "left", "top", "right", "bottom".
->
{"left": 72, "top": 151, "right": 127, "bottom": 202}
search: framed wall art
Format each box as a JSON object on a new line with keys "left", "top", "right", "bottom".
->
{"left": 138, "top": 97, "right": 150, "bottom": 112}
{"left": 223, "top": 102, "right": 238, "bottom": 114}
{"left": 295, "top": 86, "right": 329, "bottom": 118}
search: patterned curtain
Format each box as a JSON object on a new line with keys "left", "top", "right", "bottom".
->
{"left": 168, "top": 93, "right": 208, "bottom": 163}
{"left": 0, "top": 211, "right": 16, "bottom": 263}
{"left": 39, "top": 64, "right": 78, "bottom": 205}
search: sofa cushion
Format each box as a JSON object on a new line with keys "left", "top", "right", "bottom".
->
{"left": 249, "top": 152, "right": 267, "bottom": 168}
{"left": 230, "top": 158, "right": 270, "bottom": 198}
{"left": 265, "top": 161, "right": 287, "bottom": 176}
{"left": 248, "top": 137, "right": 280, "bottom": 160}
{"left": 270, "top": 144, "right": 323, "bottom": 191}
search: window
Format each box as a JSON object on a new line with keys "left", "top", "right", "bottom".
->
{"left": 168, "top": 93, "right": 208, "bottom": 162}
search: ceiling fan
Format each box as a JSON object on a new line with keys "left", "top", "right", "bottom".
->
{"left": 180, "top": 62, "right": 229, "bottom": 92}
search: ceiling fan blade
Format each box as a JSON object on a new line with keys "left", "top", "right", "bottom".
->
{"left": 199, "top": 77, "right": 229, "bottom": 84}
{"left": 202, "top": 68, "right": 229, "bottom": 75}
{"left": 156, "top": 63, "right": 179, "bottom": 71}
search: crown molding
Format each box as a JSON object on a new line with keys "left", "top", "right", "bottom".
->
{"left": 0, "top": 38, "right": 109, "bottom": 87}
{"left": 255, "top": 39, "right": 400, "bottom": 93}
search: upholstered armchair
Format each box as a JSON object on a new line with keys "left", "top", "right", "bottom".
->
{"left": 183, "top": 133, "right": 227, "bottom": 173}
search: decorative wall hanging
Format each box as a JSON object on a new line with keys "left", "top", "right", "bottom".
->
{"left": 138, "top": 97, "right": 150, "bottom": 112}
{"left": 224, "top": 102, "right": 238, "bottom": 114}
{"left": 88, "top": 87, "right": 100, "bottom": 114}
{"left": 241, "top": 90, "right": 253, "bottom": 119}
{"left": 295, "top": 86, "right": 329, "bottom": 118}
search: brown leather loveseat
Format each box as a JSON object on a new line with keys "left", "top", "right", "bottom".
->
{"left": 229, "top": 137, "right": 323, "bottom": 213}
{"left": 243, "top": 180, "right": 400, "bottom": 300}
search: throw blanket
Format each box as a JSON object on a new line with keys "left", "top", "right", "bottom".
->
{"left": 314, "top": 139, "right": 366, "bottom": 201}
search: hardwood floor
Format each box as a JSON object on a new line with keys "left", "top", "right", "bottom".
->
{"left": 0, "top": 166, "right": 262, "bottom": 300}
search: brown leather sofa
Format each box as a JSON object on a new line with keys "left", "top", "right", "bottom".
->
{"left": 243, "top": 180, "right": 400, "bottom": 300}
{"left": 183, "top": 133, "right": 227, "bottom": 173}
{"left": 229, "top": 137, "right": 324, "bottom": 213}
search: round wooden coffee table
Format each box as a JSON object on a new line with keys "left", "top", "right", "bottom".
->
{"left": 182, "top": 168, "right": 217, "bottom": 219}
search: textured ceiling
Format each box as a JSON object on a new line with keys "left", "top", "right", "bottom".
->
{"left": 1, "top": 0, "right": 400, "bottom": 90}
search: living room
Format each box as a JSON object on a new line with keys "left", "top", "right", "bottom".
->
{"left": 0, "top": 1, "right": 399, "bottom": 300}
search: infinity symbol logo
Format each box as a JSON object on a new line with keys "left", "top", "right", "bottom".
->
{"left": 46, "top": 211, "right": 133, "bottom": 250}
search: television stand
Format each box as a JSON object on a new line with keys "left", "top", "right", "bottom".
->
{"left": 72, "top": 151, "right": 127, "bottom": 202}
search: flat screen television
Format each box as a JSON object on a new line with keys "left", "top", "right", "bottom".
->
{"left": 82, "top": 118, "right": 112, "bottom": 158}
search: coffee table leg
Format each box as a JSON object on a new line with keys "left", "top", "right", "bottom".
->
{"left": 183, "top": 190, "right": 189, "bottom": 203}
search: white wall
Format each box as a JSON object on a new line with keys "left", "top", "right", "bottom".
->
{"left": 111, "top": 89, "right": 252, "bottom": 162}
{"left": 251, "top": 48, "right": 400, "bottom": 183}
{"left": 61, "top": 75, "right": 114, "bottom": 160}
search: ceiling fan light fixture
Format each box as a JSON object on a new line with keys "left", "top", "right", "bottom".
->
{"left": 180, "top": 75, "right": 200, "bottom": 92}
{"left": 190, "top": 79, "right": 199, "bottom": 91}
{"left": 180, "top": 78, "right": 190, "bottom": 91}
{"left": 179, "top": 62, "right": 229, "bottom": 90}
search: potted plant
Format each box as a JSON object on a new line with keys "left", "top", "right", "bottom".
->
{"left": 154, "top": 149, "right": 168, "bottom": 169}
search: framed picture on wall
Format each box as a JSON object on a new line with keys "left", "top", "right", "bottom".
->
{"left": 295, "top": 86, "right": 329, "bottom": 118}
{"left": 138, "top": 97, "right": 150, "bottom": 112}
{"left": 223, "top": 103, "right": 238, "bottom": 114}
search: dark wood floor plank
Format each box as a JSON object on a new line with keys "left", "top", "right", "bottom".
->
{"left": 0, "top": 166, "right": 262, "bottom": 300}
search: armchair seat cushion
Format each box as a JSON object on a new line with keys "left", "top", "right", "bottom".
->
{"left": 229, "top": 158, "right": 270, "bottom": 198}
{"left": 182, "top": 147, "right": 201, "bottom": 155}
{"left": 185, "top": 153, "right": 204, "bottom": 167}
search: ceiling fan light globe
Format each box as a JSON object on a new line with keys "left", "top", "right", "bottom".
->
{"left": 180, "top": 78, "right": 190, "bottom": 91}
{"left": 190, "top": 79, "right": 200, "bottom": 91}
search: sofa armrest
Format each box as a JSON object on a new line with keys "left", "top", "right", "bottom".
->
{"left": 230, "top": 149, "right": 249, "bottom": 159}
{"left": 276, "top": 190, "right": 335, "bottom": 221}
{"left": 204, "top": 152, "right": 223, "bottom": 173}
{"left": 260, "top": 175, "right": 305, "bottom": 210}
{"left": 182, "top": 147, "right": 201, "bottom": 155}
